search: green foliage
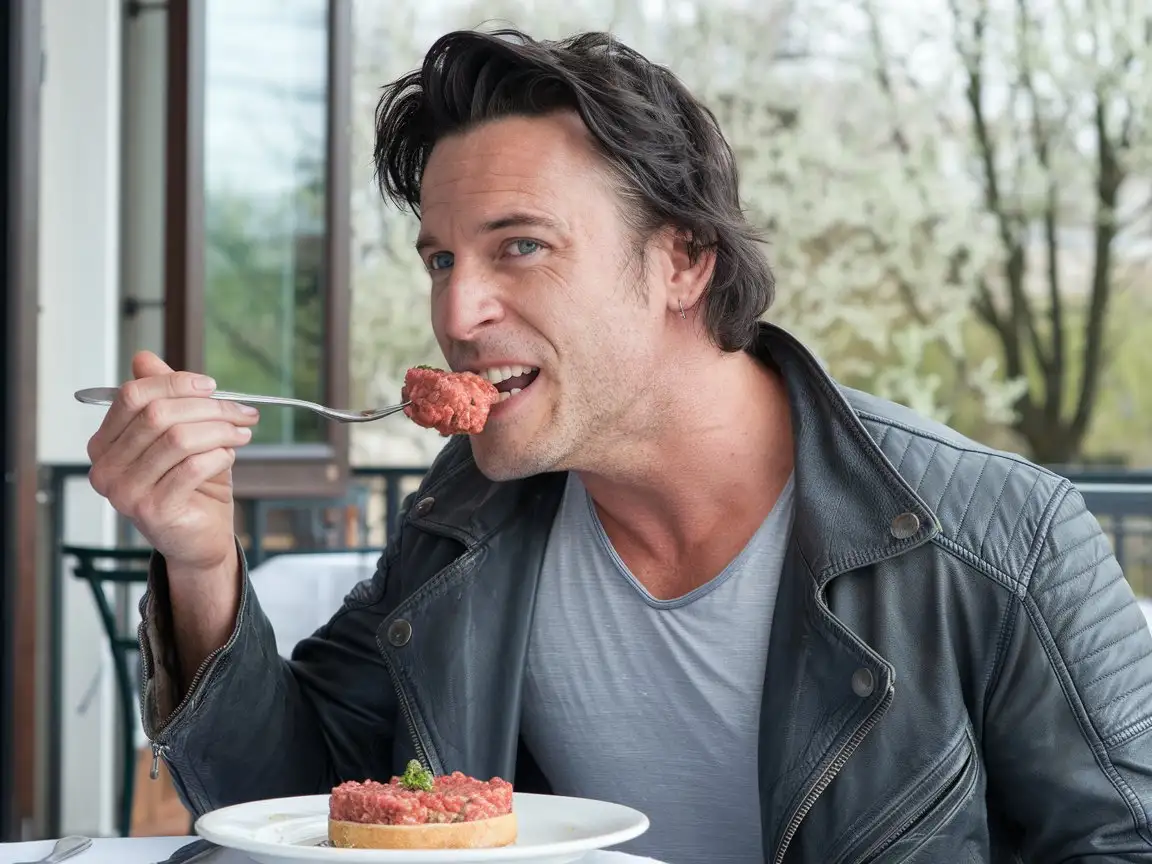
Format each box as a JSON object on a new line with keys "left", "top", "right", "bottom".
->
{"left": 203, "top": 186, "right": 327, "bottom": 446}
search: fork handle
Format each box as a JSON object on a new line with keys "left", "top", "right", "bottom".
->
{"left": 208, "top": 390, "right": 315, "bottom": 409}
{"left": 74, "top": 386, "right": 313, "bottom": 411}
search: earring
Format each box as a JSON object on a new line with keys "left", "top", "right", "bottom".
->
{"left": 678, "top": 299, "right": 687, "bottom": 320}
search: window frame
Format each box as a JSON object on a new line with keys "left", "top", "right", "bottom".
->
{"left": 2, "top": 0, "right": 42, "bottom": 839}
{"left": 164, "top": 0, "right": 352, "bottom": 498}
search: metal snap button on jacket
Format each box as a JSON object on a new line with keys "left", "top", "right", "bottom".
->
{"left": 387, "top": 619, "right": 412, "bottom": 647}
{"left": 890, "top": 511, "right": 920, "bottom": 540}
{"left": 851, "top": 667, "right": 875, "bottom": 697}
{"left": 412, "top": 496, "right": 435, "bottom": 517}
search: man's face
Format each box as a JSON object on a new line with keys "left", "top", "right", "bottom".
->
{"left": 417, "top": 112, "right": 673, "bottom": 480}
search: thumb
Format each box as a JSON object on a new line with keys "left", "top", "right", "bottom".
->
{"left": 131, "top": 350, "right": 176, "bottom": 380}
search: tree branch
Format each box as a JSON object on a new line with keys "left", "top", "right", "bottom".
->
{"left": 863, "top": 0, "right": 911, "bottom": 156}
{"left": 949, "top": 0, "right": 1039, "bottom": 412}
{"left": 973, "top": 278, "right": 1026, "bottom": 381}
{"left": 1071, "top": 85, "right": 1124, "bottom": 442}
{"left": 1016, "top": 0, "right": 1064, "bottom": 419}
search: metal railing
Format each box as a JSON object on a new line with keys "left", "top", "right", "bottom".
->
{"left": 33, "top": 460, "right": 1152, "bottom": 836}
{"left": 40, "top": 462, "right": 1151, "bottom": 581}
{"left": 37, "top": 462, "right": 428, "bottom": 837}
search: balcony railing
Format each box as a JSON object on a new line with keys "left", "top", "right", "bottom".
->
{"left": 31, "top": 460, "right": 1152, "bottom": 835}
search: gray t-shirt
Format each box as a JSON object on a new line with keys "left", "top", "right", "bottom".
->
{"left": 520, "top": 472, "right": 795, "bottom": 864}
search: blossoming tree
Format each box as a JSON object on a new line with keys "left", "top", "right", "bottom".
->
{"left": 348, "top": 0, "right": 1149, "bottom": 463}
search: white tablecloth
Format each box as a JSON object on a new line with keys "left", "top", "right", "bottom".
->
{"left": 248, "top": 553, "right": 380, "bottom": 657}
{"left": 0, "top": 836, "right": 665, "bottom": 864}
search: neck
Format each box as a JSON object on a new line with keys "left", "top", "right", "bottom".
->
{"left": 576, "top": 344, "right": 794, "bottom": 582}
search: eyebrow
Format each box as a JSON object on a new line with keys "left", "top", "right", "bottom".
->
{"left": 415, "top": 212, "right": 564, "bottom": 254}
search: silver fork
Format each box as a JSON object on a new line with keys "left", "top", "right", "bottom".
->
{"left": 73, "top": 387, "right": 410, "bottom": 424}
{"left": 14, "top": 835, "right": 91, "bottom": 864}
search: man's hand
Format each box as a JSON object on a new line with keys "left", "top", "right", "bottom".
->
{"left": 87, "top": 350, "right": 260, "bottom": 681}
{"left": 87, "top": 350, "right": 258, "bottom": 568}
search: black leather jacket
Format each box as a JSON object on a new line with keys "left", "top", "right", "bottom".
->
{"left": 139, "top": 324, "right": 1152, "bottom": 862}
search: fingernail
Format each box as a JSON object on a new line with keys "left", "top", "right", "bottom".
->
{"left": 236, "top": 403, "right": 259, "bottom": 416}
{"left": 237, "top": 427, "right": 252, "bottom": 440}
{"left": 194, "top": 376, "right": 216, "bottom": 391}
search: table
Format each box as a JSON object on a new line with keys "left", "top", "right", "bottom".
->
{"left": 0, "top": 836, "right": 666, "bottom": 864}
{"left": 248, "top": 552, "right": 380, "bottom": 657}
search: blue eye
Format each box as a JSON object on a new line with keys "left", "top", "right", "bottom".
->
{"left": 509, "top": 239, "right": 540, "bottom": 256}
{"left": 428, "top": 251, "right": 454, "bottom": 271}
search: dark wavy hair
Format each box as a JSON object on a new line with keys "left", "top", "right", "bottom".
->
{"left": 373, "top": 28, "right": 774, "bottom": 352}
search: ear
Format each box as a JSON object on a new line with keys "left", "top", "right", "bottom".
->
{"left": 653, "top": 229, "right": 714, "bottom": 319}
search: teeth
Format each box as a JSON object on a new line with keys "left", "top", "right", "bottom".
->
{"left": 495, "top": 387, "right": 524, "bottom": 404}
{"left": 482, "top": 365, "right": 538, "bottom": 384}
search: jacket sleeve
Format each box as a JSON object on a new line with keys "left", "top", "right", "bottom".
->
{"left": 137, "top": 529, "right": 408, "bottom": 816}
{"left": 983, "top": 483, "right": 1152, "bottom": 860}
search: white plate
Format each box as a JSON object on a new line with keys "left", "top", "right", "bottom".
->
{"left": 194, "top": 792, "right": 649, "bottom": 864}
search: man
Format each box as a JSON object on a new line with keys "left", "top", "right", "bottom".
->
{"left": 86, "top": 28, "right": 1152, "bottom": 864}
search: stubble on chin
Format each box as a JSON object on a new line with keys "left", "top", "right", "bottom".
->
{"left": 469, "top": 420, "right": 580, "bottom": 482}
{"left": 469, "top": 436, "right": 546, "bottom": 483}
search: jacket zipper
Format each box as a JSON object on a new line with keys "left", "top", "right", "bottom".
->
{"left": 373, "top": 541, "right": 482, "bottom": 777}
{"left": 150, "top": 741, "right": 167, "bottom": 780}
{"left": 138, "top": 561, "right": 248, "bottom": 779}
{"left": 140, "top": 633, "right": 231, "bottom": 817}
{"left": 381, "top": 652, "right": 436, "bottom": 774}
{"left": 142, "top": 642, "right": 231, "bottom": 777}
{"left": 773, "top": 683, "right": 894, "bottom": 864}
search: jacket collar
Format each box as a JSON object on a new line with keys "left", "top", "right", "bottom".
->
{"left": 754, "top": 322, "right": 940, "bottom": 581}
{"left": 409, "top": 322, "right": 940, "bottom": 579}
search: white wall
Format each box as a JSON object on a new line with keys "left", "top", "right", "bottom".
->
{"left": 120, "top": 5, "right": 167, "bottom": 367}
{"left": 37, "top": 0, "right": 123, "bottom": 838}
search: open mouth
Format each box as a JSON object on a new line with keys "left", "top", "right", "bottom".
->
{"left": 481, "top": 364, "right": 541, "bottom": 403}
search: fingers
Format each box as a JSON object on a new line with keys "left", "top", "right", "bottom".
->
{"left": 115, "top": 395, "right": 257, "bottom": 466}
{"left": 86, "top": 352, "right": 257, "bottom": 527}
{"left": 130, "top": 349, "right": 175, "bottom": 379}
{"left": 152, "top": 446, "right": 238, "bottom": 509}
{"left": 89, "top": 398, "right": 256, "bottom": 507}
{"left": 122, "top": 419, "right": 253, "bottom": 504}
{"left": 107, "top": 372, "right": 220, "bottom": 452}
{"left": 87, "top": 371, "right": 225, "bottom": 464}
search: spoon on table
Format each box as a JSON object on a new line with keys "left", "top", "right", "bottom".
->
{"left": 73, "top": 387, "right": 411, "bottom": 424}
{"left": 14, "top": 835, "right": 92, "bottom": 864}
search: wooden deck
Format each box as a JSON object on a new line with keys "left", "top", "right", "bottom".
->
{"left": 129, "top": 747, "right": 193, "bottom": 837}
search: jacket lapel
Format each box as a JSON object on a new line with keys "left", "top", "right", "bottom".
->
{"left": 757, "top": 325, "right": 939, "bottom": 581}
{"left": 755, "top": 324, "right": 941, "bottom": 862}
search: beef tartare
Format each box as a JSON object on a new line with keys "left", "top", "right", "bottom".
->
{"left": 328, "top": 760, "right": 516, "bottom": 849}
{"left": 401, "top": 366, "right": 499, "bottom": 436}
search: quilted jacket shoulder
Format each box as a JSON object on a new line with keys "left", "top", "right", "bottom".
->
{"left": 841, "top": 385, "right": 1069, "bottom": 595}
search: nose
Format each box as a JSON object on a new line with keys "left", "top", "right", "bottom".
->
{"left": 436, "top": 266, "right": 505, "bottom": 343}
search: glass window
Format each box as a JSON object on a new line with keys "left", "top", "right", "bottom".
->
{"left": 203, "top": 0, "right": 329, "bottom": 446}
